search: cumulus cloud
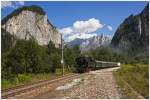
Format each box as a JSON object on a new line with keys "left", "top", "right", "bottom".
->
{"left": 1, "top": 1, "right": 12, "bottom": 8}
{"left": 1, "top": 1, "right": 24, "bottom": 8}
{"left": 107, "top": 25, "right": 113, "bottom": 31}
{"left": 67, "top": 33, "right": 97, "bottom": 42}
{"left": 59, "top": 18, "right": 104, "bottom": 42}
{"left": 59, "top": 27, "right": 73, "bottom": 36}
{"left": 73, "top": 18, "right": 104, "bottom": 33}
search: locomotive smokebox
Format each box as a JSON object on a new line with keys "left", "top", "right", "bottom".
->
{"left": 75, "top": 56, "right": 96, "bottom": 73}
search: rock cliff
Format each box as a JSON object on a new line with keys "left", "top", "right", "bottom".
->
{"left": 1, "top": 5, "right": 61, "bottom": 47}
{"left": 111, "top": 4, "right": 149, "bottom": 54}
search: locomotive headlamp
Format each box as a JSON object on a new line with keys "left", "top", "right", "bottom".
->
{"left": 117, "top": 62, "right": 121, "bottom": 66}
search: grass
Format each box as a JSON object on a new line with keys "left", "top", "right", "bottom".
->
{"left": 2, "top": 67, "right": 72, "bottom": 90}
{"left": 114, "top": 64, "right": 149, "bottom": 99}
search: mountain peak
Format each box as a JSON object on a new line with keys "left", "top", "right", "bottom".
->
{"left": 67, "top": 34, "right": 112, "bottom": 52}
{"left": 1, "top": 5, "right": 61, "bottom": 47}
{"left": 2, "top": 5, "right": 45, "bottom": 25}
{"left": 111, "top": 3, "right": 149, "bottom": 54}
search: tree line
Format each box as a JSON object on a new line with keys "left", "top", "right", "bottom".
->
{"left": 82, "top": 46, "right": 148, "bottom": 64}
{"left": 2, "top": 38, "right": 81, "bottom": 80}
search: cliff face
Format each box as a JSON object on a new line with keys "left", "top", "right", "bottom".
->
{"left": 111, "top": 4, "right": 149, "bottom": 54}
{"left": 1, "top": 6, "right": 61, "bottom": 48}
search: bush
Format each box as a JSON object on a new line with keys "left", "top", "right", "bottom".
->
{"left": 50, "top": 52, "right": 61, "bottom": 73}
{"left": 1, "top": 79, "right": 12, "bottom": 89}
{"left": 15, "top": 74, "right": 31, "bottom": 84}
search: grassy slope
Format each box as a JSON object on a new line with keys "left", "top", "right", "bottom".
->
{"left": 114, "top": 64, "right": 149, "bottom": 98}
{"left": 2, "top": 68, "right": 71, "bottom": 90}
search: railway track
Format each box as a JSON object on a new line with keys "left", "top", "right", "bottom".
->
{"left": 2, "top": 73, "right": 74, "bottom": 93}
{"left": 2, "top": 73, "right": 87, "bottom": 99}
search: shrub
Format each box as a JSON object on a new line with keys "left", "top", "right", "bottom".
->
{"left": 15, "top": 74, "right": 31, "bottom": 84}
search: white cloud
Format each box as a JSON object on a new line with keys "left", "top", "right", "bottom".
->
{"left": 1, "top": 1, "right": 24, "bottom": 8}
{"left": 59, "top": 27, "right": 73, "bottom": 35}
{"left": 1, "top": 1, "right": 12, "bottom": 8}
{"left": 107, "top": 25, "right": 113, "bottom": 31}
{"left": 59, "top": 18, "right": 105, "bottom": 42}
{"left": 73, "top": 18, "right": 104, "bottom": 34}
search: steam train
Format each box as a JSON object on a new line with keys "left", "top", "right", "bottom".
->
{"left": 75, "top": 56, "right": 120, "bottom": 73}
{"left": 75, "top": 56, "right": 96, "bottom": 73}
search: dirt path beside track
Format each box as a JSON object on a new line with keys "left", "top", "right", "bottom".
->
{"left": 34, "top": 67, "right": 122, "bottom": 99}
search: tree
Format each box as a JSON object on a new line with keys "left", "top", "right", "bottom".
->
{"left": 72, "top": 45, "right": 81, "bottom": 57}
{"left": 50, "top": 52, "right": 61, "bottom": 73}
{"left": 47, "top": 41, "right": 58, "bottom": 54}
{"left": 1, "top": 38, "right": 54, "bottom": 79}
{"left": 1, "top": 28, "right": 16, "bottom": 53}
{"left": 64, "top": 47, "right": 76, "bottom": 67}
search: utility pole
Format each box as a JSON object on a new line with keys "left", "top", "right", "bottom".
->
{"left": 61, "top": 34, "right": 64, "bottom": 76}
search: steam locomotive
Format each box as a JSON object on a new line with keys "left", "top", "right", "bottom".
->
{"left": 75, "top": 56, "right": 96, "bottom": 73}
{"left": 75, "top": 56, "right": 120, "bottom": 73}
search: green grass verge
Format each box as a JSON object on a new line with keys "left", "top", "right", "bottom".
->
{"left": 2, "top": 67, "right": 72, "bottom": 90}
{"left": 114, "top": 64, "right": 149, "bottom": 99}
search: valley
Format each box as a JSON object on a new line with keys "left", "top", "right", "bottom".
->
{"left": 1, "top": 1, "right": 149, "bottom": 99}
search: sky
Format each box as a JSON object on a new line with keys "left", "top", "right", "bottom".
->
{"left": 1, "top": 1, "right": 148, "bottom": 42}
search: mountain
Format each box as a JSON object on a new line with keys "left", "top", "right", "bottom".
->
{"left": 80, "top": 34, "right": 112, "bottom": 51}
{"left": 66, "top": 38, "right": 86, "bottom": 48}
{"left": 1, "top": 5, "right": 61, "bottom": 48}
{"left": 111, "top": 4, "right": 149, "bottom": 55}
{"left": 67, "top": 34, "right": 112, "bottom": 52}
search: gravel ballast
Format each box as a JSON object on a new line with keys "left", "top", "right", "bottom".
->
{"left": 35, "top": 67, "right": 122, "bottom": 99}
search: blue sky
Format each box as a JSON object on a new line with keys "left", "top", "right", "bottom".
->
{"left": 1, "top": 1, "right": 148, "bottom": 42}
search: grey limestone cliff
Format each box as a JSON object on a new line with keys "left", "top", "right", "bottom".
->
{"left": 2, "top": 6, "right": 61, "bottom": 48}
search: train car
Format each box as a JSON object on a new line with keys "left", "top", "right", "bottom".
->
{"left": 95, "top": 60, "right": 121, "bottom": 68}
{"left": 75, "top": 56, "right": 96, "bottom": 73}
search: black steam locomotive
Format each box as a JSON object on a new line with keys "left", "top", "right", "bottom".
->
{"left": 75, "top": 56, "right": 96, "bottom": 73}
